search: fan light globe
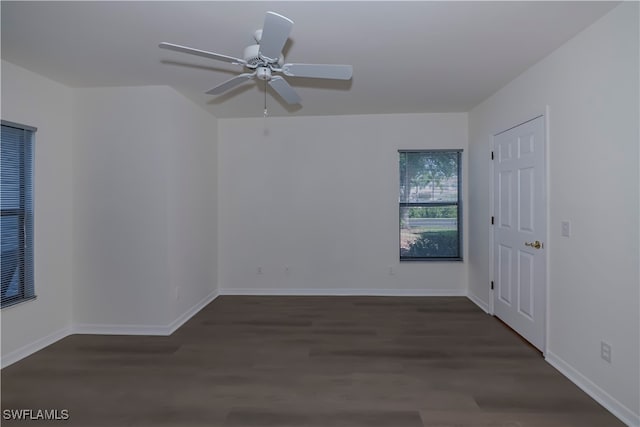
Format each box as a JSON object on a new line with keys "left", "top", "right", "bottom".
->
{"left": 256, "top": 67, "right": 272, "bottom": 81}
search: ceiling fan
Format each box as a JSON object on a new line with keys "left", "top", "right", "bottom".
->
{"left": 159, "top": 11, "right": 353, "bottom": 106}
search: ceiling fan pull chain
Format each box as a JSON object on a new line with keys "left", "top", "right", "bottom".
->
{"left": 264, "top": 81, "right": 268, "bottom": 117}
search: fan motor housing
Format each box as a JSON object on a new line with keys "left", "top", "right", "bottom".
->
{"left": 243, "top": 44, "right": 283, "bottom": 68}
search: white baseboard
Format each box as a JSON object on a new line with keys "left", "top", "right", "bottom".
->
{"left": 3, "top": 291, "right": 219, "bottom": 368}
{"left": 73, "top": 290, "right": 219, "bottom": 336}
{"left": 167, "top": 290, "right": 218, "bottom": 334}
{"left": 219, "top": 288, "right": 467, "bottom": 297}
{"left": 466, "top": 292, "right": 490, "bottom": 313}
{"left": 72, "top": 323, "right": 172, "bottom": 336}
{"left": 546, "top": 351, "right": 640, "bottom": 427}
{"left": 1, "top": 326, "right": 71, "bottom": 369}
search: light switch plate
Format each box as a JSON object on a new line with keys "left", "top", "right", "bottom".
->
{"left": 561, "top": 221, "right": 571, "bottom": 237}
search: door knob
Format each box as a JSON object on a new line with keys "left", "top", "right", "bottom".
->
{"left": 525, "top": 240, "right": 543, "bottom": 249}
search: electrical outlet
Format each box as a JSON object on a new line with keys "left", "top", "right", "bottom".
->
{"left": 561, "top": 220, "right": 571, "bottom": 237}
{"left": 601, "top": 341, "right": 611, "bottom": 363}
{"left": 389, "top": 266, "right": 395, "bottom": 276}
{"left": 257, "top": 266, "right": 263, "bottom": 274}
{"left": 284, "top": 266, "right": 290, "bottom": 275}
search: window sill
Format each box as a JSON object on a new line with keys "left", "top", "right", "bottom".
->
{"left": 1, "top": 295, "right": 37, "bottom": 310}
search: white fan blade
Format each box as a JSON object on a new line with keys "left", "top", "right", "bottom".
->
{"left": 159, "top": 42, "right": 246, "bottom": 65}
{"left": 206, "top": 73, "right": 255, "bottom": 95}
{"left": 281, "top": 63, "right": 353, "bottom": 80}
{"left": 259, "top": 12, "right": 293, "bottom": 62}
{"left": 269, "top": 76, "right": 301, "bottom": 105}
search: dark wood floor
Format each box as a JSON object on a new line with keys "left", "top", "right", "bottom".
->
{"left": 1, "top": 296, "right": 624, "bottom": 426}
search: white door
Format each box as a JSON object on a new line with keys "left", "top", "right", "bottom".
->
{"left": 493, "top": 115, "right": 546, "bottom": 351}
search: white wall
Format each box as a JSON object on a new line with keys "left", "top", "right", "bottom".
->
{"left": 468, "top": 3, "right": 639, "bottom": 424}
{"left": 73, "top": 86, "right": 218, "bottom": 331}
{"left": 1, "top": 76, "right": 218, "bottom": 362}
{"left": 1, "top": 61, "right": 74, "bottom": 361}
{"left": 165, "top": 89, "right": 218, "bottom": 324}
{"left": 73, "top": 86, "right": 172, "bottom": 327}
{"left": 218, "top": 113, "right": 468, "bottom": 295}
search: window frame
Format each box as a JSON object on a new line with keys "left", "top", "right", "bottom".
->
{"left": 1, "top": 120, "right": 37, "bottom": 309}
{"left": 399, "top": 149, "right": 463, "bottom": 262}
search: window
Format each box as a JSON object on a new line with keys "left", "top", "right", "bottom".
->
{"left": 1, "top": 121, "right": 36, "bottom": 308}
{"left": 399, "top": 150, "right": 462, "bottom": 260}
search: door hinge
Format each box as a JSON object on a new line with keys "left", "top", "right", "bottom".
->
{"left": 491, "top": 281, "right": 494, "bottom": 290}
{"left": 491, "top": 151, "right": 494, "bottom": 160}
{"left": 491, "top": 216, "right": 494, "bottom": 225}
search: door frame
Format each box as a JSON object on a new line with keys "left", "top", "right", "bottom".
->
{"left": 489, "top": 107, "right": 551, "bottom": 355}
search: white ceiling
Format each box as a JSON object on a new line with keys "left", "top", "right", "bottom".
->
{"left": 1, "top": 1, "right": 618, "bottom": 118}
